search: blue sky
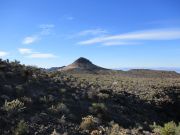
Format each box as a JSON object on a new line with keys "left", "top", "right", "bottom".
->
{"left": 0, "top": 0, "right": 180, "bottom": 68}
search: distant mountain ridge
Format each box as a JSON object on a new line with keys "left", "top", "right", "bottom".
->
{"left": 47, "top": 57, "right": 180, "bottom": 78}
{"left": 117, "top": 67, "right": 180, "bottom": 73}
{"left": 47, "top": 66, "right": 65, "bottom": 72}
{"left": 126, "top": 69, "right": 180, "bottom": 78}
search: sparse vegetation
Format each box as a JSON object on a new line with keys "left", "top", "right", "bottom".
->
{"left": 14, "top": 120, "right": 28, "bottom": 135}
{"left": 50, "top": 129, "right": 60, "bottom": 135}
{"left": 153, "top": 121, "right": 180, "bottom": 135}
{"left": 80, "top": 115, "right": 99, "bottom": 130}
{"left": 108, "top": 123, "right": 121, "bottom": 135}
{"left": 0, "top": 59, "right": 180, "bottom": 134}
{"left": 49, "top": 103, "right": 69, "bottom": 114}
{"left": 2, "top": 99, "right": 25, "bottom": 113}
{"left": 90, "top": 103, "right": 107, "bottom": 116}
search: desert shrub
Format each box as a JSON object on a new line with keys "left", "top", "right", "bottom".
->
{"left": 87, "top": 90, "right": 98, "bottom": 99}
{"left": 57, "top": 115, "right": 66, "bottom": 124}
{"left": 20, "top": 96, "right": 32, "bottom": 104}
{"left": 39, "top": 96, "right": 48, "bottom": 103}
{"left": 97, "top": 93, "right": 109, "bottom": 99}
{"left": 39, "top": 95, "right": 55, "bottom": 103}
{"left": 153, "top": 121, "right": 180, "bottom": 135}
{"left": 50, "top": 129, "right": 60, "bottom": 135}
{"left": 106, "top": 122, "right": 121, "bottom": 135}
{"left": 89, "top": 103, "right": 107, "bottom": 114}
{"left": 90, "top": 130, "right": 102, "bottom": 135}
{"left": 175, "top": 123, "right": 180, "bottom": 135}
{"left": 49, "top": 103, "right": 69, "bottom": 114}
{"left": 109, "top": 124, "right": 121, "bottom": 135}
{"left": 59, "top": 88, "right": 66, "bottom": 93}
{"left": 2, "top": 99, "right": 25, "bottom": 113}
{"left": 160, "top": 121, "right": 176, "bottom": 135}
{"left": 80, "top": 115, "right": 99, "bottom": 130}
{"left": 14, "top": 120, "right": 28, "bottom": 135}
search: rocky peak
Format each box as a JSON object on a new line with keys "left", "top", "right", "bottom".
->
{"left": 73, "top": 57, "right": 93, "bottom": 65}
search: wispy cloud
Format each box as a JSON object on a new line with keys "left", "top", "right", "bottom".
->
{"left": 77, "top": 28, "right": 107, "bottom": 36}
{"left": 68, "top": 28, "right": 107, "bottom": 39}
{"left": 18, "top": 48, "right": 33, "bottom": 54}
{"left": 28, "top": 53, "right": 56, "bottom": 58}
{"left": 0, "top": 51, "right": 8, "bottom": 57}
{"left": 22, "top": 36, "right": 38, "bottom": 45}
{"left": 18, "top": 48, "right": 56, "bottom": 58}
{"left": 102, "top": 41, "right": 141, "bottom": 46}
{"left": 22, "top": 24, "right": 55, "bottom": 45}
{"left": 78, "top": 28, "right": 180, "bottom": 45}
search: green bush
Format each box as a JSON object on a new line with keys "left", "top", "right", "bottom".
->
{"left": 14, "top": 120, "right": 28, "bottom": 135}
{"left": 59, "top": 88, "right": 66, "bottom": 93}
{"left": 175, "top": 123, "right": 180, "bottom": 135}
{"left": 160, "top": 121, "right": 176, "bottom": 135}
{"left": 153, "top": 121, "right": 180, "bottom": 135}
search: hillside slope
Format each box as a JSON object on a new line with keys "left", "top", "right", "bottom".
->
{"left": 0, "top": 59, "right": 180, "bottom": 135}
{"left": 49, "top": 57, "right": 180, "bottom": 78}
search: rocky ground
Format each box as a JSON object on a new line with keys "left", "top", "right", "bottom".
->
{"left": 0, "top": 59, "right": 180, "bottom": 135}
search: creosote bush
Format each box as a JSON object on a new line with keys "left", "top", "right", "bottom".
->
{"left": 49, "top": 103, "right": 69, "bottom": 114}
{"left": 14, "top": 120, "right": 28, "bottom": 135}
{"left": 3, "top": 99, "right": 25, "bottom": 112}
{"left": 90, "top": 103, "right": 107, "bottom": 114}
{"left": 90, "top": 130, "right": 102, "bottom": 135}
{"left": 153, "top": 121, "right": 180, "bottom": 135}
{"left": 109, "top": 124, "right": 121, "bottom": 135}
{"left": 50, "top": 129, "right": 60, "bottom": 135}
{"left": 97, "top": 93, "right": 109, "bottom": 99}
{"left": 39, "top": 95, "right": 55, "bottom": 103}
{"left": 80, "top": 115, "right": 99, "bottom": 130}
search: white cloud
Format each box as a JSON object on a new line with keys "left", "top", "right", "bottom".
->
{"left": 77, "top": 28, "right": 107, "bottom": 36}
{"left": 39, "top": 24, "right": 55, "bottom": 29}
{"left": 68, "top": 28, "right": 107, "bottom": 39}
{"left": 28, "top": 53, "right": 56, "bottom": 58}
{"left": 22, "top": 24, "right": 55, "bottom": 44}
{"left": 102, "top": 41, "right": 141, "bottom": 46}
{"left": 78, "top": 28, "right": 180, "bottom": 45}
{"left": 22, "top": 36, "right": 38, "bottom": 45}
{"left": 18, "top": 48, "right": 32, "bottom": 54}
{"left": 18, "top": 48, "right": 56, "bottom": 59}
{"left": 0, "top": 51, "right": 8, "bottom": 57}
